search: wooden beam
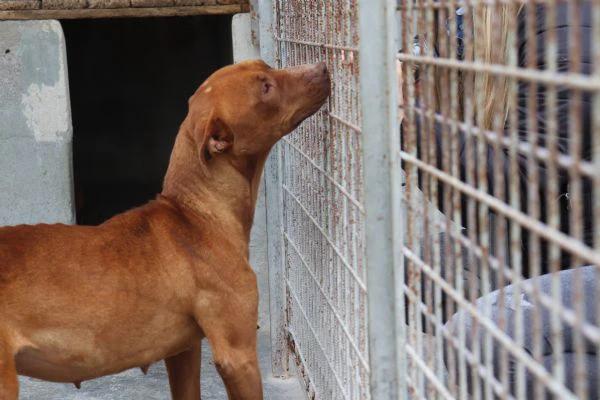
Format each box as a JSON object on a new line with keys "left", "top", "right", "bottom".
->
{"left": 0, "top": 4, "right": 250, "bottom": 19}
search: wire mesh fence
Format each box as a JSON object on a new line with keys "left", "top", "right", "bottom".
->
{"left": 272, "top": 1, "right": 370, "bottom": 399}
{"left": 263, "top": 0, "right": 600, "bottom": 398}
{"left": 398, "top": 0, "right": 600, "bottom": 398}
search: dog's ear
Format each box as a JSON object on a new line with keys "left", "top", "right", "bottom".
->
{"left": 203, "top": 116, "right": 233, "bottom": 159}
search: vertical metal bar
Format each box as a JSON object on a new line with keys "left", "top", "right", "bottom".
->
{"left": 414, "top": 0, "right": 428, "bottom": 394}
{"left": 544, "top": 0, "right": 566, "bottom": 390}
{"left": 406, "top": 0, "right": 422, "bottom": 391}
{"left": 489, "top": 4, "right": 509, "bottom": 397}
{"left": 259, "top": 0, "right": 289, "bottom": 378}
{"left": 432, "top": 2, "right": 451, "bottom": 395}
{"left": 473, "top": 3, "right": 493, "bottom": 398}
{"left": 566, "top": 2, "right": 588, "bottom": 398}
{"left": 593, "top": 1, "right": 600, "bottom": 399}
{"left": 506, "top": 2, "right": 525, "bottom": 399}
{"left": 458, "top": 3, "right": 476, "bottom": 398}
{"left": 448, "top": 3, "right": 466, "bottom": 399}
{"left": 359, "top": 0, "right": 401, "bottom": 399}
{"left": 399, "top": 0, "right": 419, "bottom": 396}
{"left": 422, "top": 0, "right": 436, "bottom": 396}
{"left": 461, "top": 3, "right": 481, "bottom": 398}
{"left": 522, "top": 3, "right": 545, "bottom": 398}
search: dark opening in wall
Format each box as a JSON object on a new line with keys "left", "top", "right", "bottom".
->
{"left": 63, "top": 16, "right": 233, "bottom": 225}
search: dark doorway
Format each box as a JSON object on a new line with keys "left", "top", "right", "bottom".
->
{"left": 63, "top": 16, "right": 233, "bottom": 225}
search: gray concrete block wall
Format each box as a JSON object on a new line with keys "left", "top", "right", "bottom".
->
{"left": 0, "top": 20, "right": 75, "bottom": 226}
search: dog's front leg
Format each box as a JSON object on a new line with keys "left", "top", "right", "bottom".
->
{"left": 165, "top": 340, "right": 201, "bottom": 400}
{"left": 197, "top": 271, "right": 262, "bottom": 399}
{"left": 200, "top": 315, "right": 262, "bottom": 399}
{"left": 208, "top": 337, "right": 262, "bottom": 400}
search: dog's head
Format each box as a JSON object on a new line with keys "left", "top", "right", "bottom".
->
{"left": 186, "top": 60, "right": 330, "bottom": 160}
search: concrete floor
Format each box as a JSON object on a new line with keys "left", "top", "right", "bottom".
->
{"left": 19, "top": 332, "right": 305, "bottom": 400}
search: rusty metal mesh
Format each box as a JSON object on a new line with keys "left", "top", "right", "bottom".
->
{"left": 273, "top": 1, "right": 369, "bottom": 399}
{"left": 398, "top": 0, "right": 600, "bottom": 398}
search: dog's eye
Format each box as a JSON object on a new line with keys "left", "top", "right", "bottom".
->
{"left": 257, "top": 75, "right": 275, "bottom": 96}
{"left": 262, "top": 82, "right": 272, "bottom": 95}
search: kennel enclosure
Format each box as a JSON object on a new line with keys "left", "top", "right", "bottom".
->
{"left": 258, "top": 0, "right": 600, "bottom": 399}
{"left": 2, "top": 0, "right": 600, "bottom": 398}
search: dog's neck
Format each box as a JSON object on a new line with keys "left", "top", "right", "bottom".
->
{"left": 161, "top": 128, "right": 268, "bottom": 244}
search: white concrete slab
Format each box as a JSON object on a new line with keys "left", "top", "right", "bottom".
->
{"left": 0, "top": 20, "right": 75, "bottom": 226}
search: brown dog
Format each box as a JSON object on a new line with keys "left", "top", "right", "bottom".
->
{"left": 0, "top": 60, "right": 330, "bottom": 400}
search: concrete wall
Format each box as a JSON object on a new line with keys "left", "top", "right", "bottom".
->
{"left": 0, "top": 20, "right": 75, "bottom": 226}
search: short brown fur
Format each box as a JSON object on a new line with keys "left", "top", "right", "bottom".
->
{"left": 0, "top": 60, "right": 330, "bottom": 399}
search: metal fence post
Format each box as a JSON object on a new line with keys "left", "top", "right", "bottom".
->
{"left": 359, "top": 0, "right": 403, "bottom": 399}
{"left": 258, "top": 0, "right": 289, "bottom": 378}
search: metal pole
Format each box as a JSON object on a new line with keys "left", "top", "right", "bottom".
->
{"left": 359, "top": 0, "right": 403, "bottom": 398}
